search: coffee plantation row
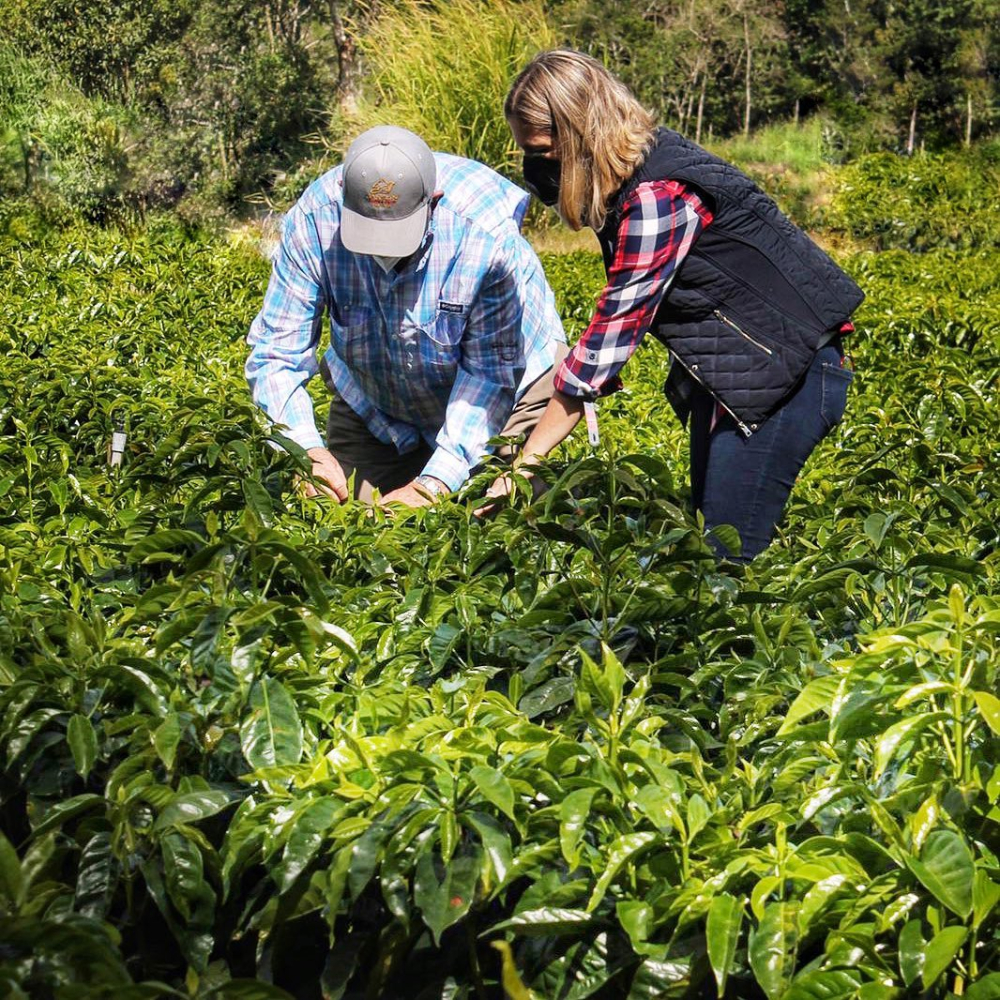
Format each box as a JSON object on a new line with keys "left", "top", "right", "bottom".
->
{"left": 0, "top": 153, "right": 998, "bottom": 998}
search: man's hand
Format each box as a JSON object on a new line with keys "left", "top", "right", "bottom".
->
{"left": 380, "top": 477, "right": 445, "bottom": 508}
{"left": 302, "top": 447, "right": 349, "bottom": 501}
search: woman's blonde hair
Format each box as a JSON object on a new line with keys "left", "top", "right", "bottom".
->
{"left": 505, "top": 49, "right": 656, "bottom": 231}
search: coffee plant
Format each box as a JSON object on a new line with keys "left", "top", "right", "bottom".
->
{"left": 0, "top": 174, "right": 998, "bottom": 999}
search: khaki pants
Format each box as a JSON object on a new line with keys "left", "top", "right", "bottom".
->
{"left": 325, "top": 343, "right": 569, "bottom": 501}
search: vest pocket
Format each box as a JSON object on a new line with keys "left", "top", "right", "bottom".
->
{"left": 713, "top": 309, "right": 774, "bottom": 356}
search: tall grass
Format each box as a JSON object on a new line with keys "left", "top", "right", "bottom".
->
{"left": 708, "top": 117, "right": 829, "bottom": 175}
{"left": 342, "top": 0, "right": 553, "bottom": 180}
{"left": 706, "top": 117, "right": 835, "bottom": 228}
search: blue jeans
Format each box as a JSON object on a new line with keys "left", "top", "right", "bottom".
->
{"left": 689, "top": 341, "right": 854, "bottom": 561}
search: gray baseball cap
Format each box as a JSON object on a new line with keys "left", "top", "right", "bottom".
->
{"left": 341, "top": 126, "right": 437, "bottom": 256}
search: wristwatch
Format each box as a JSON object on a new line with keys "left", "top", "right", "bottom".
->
{"left": 414, "top": 474, "right": 449, "bottom": 498}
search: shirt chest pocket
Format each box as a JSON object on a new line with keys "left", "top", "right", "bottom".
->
{"left": 404, "top": 304, "right": 468, "bottom": 367}
{"left": 331, "top": 303, "right": 375, "bottom": 372}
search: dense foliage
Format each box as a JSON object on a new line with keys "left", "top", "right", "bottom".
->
{"left": 0, "top": 157, "right": 998, "bottom": 998}
{"left": 1, "top": 0, "right": 997, "bottom": 225}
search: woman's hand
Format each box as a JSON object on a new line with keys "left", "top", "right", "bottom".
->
{"left": 474, "top": 464, "right": 536, "bottom": 517}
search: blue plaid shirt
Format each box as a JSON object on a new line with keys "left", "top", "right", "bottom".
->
{"left": 246, "top": 154, "right": 564, "bottom": 490}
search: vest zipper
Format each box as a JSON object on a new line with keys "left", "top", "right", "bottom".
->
{"left": 714, "top": 309, "right": 774, "bottom": 356}
{"left": 669, "top": 350, "right": 753, "bottom": 437}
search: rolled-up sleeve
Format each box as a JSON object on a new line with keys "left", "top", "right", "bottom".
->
{"left": 245, "top": 208, "right": 327, "bottom": 450}
{"left": 555, "top": 180, "right": 712, "bottom": 400}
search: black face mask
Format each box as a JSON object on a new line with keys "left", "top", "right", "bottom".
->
{"left": 522, "top": 154, "right": 561, "bottom": 207}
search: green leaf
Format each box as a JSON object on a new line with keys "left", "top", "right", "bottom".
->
{"left": 519, "top": 677, "right": 576, "bottom": 718}
{"left": 685, "top": 793, "right": 711, "bottom": 843}
{"left": 74, "top": 832, "right": 115, "bottom": 919}
{"left": 274, "top": 797, "right": 341, "bottom": 893}
{"left": 920, "top": 925, "right": 967, "bottom": 989}
{"left": 634, "top": 784, "right": 684, "bottom": 837}
{"left": 894, "top": 680, "right": 952, "bottom": 709}
{"left": 972, "top": 871, "right": 1000, "bottom": 930}
{"left": 559, "top": 787, "right": 597, "bottom": 869}
{"left": 469, "top": 765, "right": 515, "bottom": 821}
{"left": 784, "top": 970, "right": 862, "bottom": 999}
{"left": 463, "top": 811, "right": 512, "bottom": 886}
{"left": 906, "top": 829, "right": 974, "bottom": 918}
{"left": 154, "top": 713, "right": 183, "bottom": 771}
{"left": 0, "top": 831, "right": 23, "bottom": 908}
{"left": 414, "top": 846, "right": 481, "bottom": 945}
{"left": 749, "top": 900, "right": 799, "bottom": 1000}
{"left": 616, "top": 900, "right": 653, "bottom": 952}
{"left": 30, "top": 793, "right": 104, "bottom": 838}
{"left": 155, "top": 790, "right": 231, "bottom": 830}
{"left": 627, "top": 958, "right": 691, "bottom": 999}
{"left": 208, "top": 982, "right": 295, "bottom": 1000}
{"left": 579, "top": 648, "right": 614, "bottom": 712}
{"left": 798, "top": 875, "right": 849, "bottom": 933}
{"left": 161, "top": 830, "right": 213, "bottom": 923}
{"left": 242, "top": 478, "right": 273, "bottom": 523}
{"left": 906, "top": 553, "right": 982, "bottom": 580}
{"left": 587, "top": 832, "right": 658, "bottom": 912}
{"left": 965, "top": 974, "right": 1000, "bottom": 1000}
{"left": 973, "top": 690, "right": 1000, "bottom": 734}
{"left": 899, "top": 920, "right": 927, "bottom": 986}
{"left": 910, "top": 794, "right": 939, "bottom": 852}
{"left": 873, "top": 712, "right": 949, "bottom": 778}
{"left": 706, "top": 892, "right": 743, "bottom": 997}
{"left": 600, "top": 642, "right": 626, "bottom": 712}
{"left": 128, "top": 529, "right": 205, "bottom": 563}
{"left": 490, "top": 907, "right": 592, "bottom": 936}
{"left": 66, "top": 714, "right": 98, "bottom": 779}
{"left": 777, "top": 675, "right": 839, "bottom": 735}
{"left": 241, "top": 677, "right": 303, "bottom": 769}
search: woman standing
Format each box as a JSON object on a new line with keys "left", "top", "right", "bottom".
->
{"left": 496, "top": 50, "right": 862, "bottom": 561}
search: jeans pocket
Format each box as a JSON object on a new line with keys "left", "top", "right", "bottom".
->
{"left": 820, "top": 361, "right": 854, "bottom": 432}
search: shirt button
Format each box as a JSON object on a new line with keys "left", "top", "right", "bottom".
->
{"left": 691, "top": 364, "right": 699, "bottom": 371}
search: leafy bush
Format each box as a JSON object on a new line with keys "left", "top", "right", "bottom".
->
{"left": 0, "top": 45, "right": 133, "bottom": 225}
{"left": 826, "top": 145, "right": 1000, "bottom": 251}
{"left": 0, "top": 202, "right": 998, "bottom": 998}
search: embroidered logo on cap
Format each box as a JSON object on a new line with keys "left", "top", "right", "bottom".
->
{"left": 366, "top": 179, "right": 399, "bottom": 208}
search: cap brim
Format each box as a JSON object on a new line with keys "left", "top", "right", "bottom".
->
{"left": 341, "top": 203, "right": 428, "bottom": 256}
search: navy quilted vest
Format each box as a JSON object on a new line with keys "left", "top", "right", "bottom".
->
{"left": 597, "top": 128, "right": 864, "bottom": 434}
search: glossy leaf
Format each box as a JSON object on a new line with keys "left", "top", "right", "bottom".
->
{"left": 414, "top": 847, "right": 481, "bottom": 945}
{"left": 906, "top": 829, "right": 974, "bottom": 918}
{"left": 0, "top": 831, "right": 23, "bottom": 908}
{"left": 469, "top": 765, "right": 515, "bottom": 821}
{"left": 973, "top": 690, "right": 1000, "bottom": 734}
{"left": 241, "top": 678, "right": 303, "bottom": 769}
{"left": 750, "top": 901, "right": 799, "bottom": 1000}
{"left": 559, "top": 787, "right": 598, "bottom": 869}
{"left": 873, "top": 712, "right": 949, "bottom": 778}
{"left": 920, "top": 925, "right": 967, "bottom": 989}
{"left": 898, "top": 918, "right": 925, "bottom": 987}
{"left": 777, "top": 675, "right": 839, "bottom": 735}
{"left": 784, "top": 969, "right": 862, "bottom": 999}
{"left": 586, "top": 832, "right": 659, "bottom": 912}
{"left": 66, "top": 714, "right": 98, "bottom": 779}
{"left": 155, "top": 790, "right": 231, "bottom": 830}
{"left": 706, "top": 892, "right": 743, "bottom": 997}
